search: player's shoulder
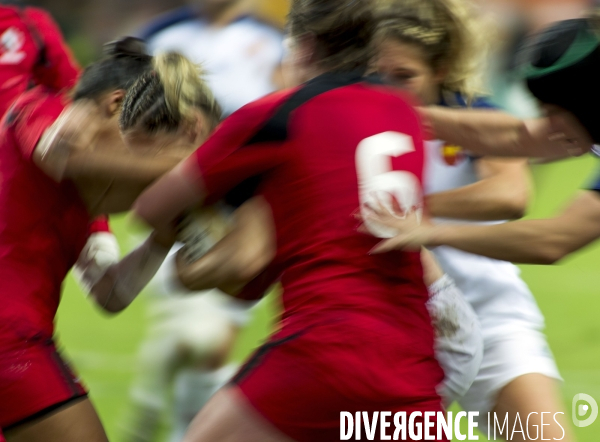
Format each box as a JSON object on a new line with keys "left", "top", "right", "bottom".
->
{"left": 137, "top": 6, "right": 198, "bottom": 42}
{"left": 351, "top": 76, "right": 424, "bottom": 121}
{"left": 209, "top": 88, "right": 297, "bottom": 144}
{"left": 229, "top": 88, "right": 297, "bottom": 120}
{"left": 4, "top": 86, "right": 65, "bottom": 127}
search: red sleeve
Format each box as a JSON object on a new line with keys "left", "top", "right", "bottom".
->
{"left": 10, "top": 89, "right": 65, "bottom": 160}
{"left": 188, "top": 92, "right": 293, "bottom": 205}
{"left": 25, "top": 8, "right": 80, "bottom": 91}
{"left": 89, "top": 215, "right": 111, "bottom": 234}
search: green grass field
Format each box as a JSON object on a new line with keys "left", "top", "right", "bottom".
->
{"left": 55, "top": 154, "right": 600, "bottom": 441}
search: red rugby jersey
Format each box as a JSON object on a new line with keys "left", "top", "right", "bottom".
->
{"left": 187, "top": 72, "right": 431, "bottom": 334}
{"left": 0, "top": 6, "right": 79, "bottom": 117}
{"left": 0, "top": 87, "right": 89, "bottom": 336}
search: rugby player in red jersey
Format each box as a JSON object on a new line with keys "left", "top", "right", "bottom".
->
{"left": 0, "top": 39, "right": 220, "bottom": 441}
{"left": 0, "top": 4, "right": 79, "bottom": 117}
{"left": 130, "top": 0, "right": 447, "bottom": 440}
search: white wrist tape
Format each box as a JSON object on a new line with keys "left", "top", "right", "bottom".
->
{"left": 73, "top": 232, "right": 120, "bottom": 294}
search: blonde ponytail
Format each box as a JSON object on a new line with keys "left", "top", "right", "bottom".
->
{"left": 153, "top": 52, "right": 221, "bottom": 129}
{"left": 120, "top": 52, "right": 222, "bottom": 134}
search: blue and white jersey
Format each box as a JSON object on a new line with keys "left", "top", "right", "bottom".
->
{"left": 139, "top": 7, "right": 284, "bottom": 116}
{"left": 424, "top": 92, "right": 545, "bottom": 338}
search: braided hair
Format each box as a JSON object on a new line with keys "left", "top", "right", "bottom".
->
{"left": 120, "top": 52, "right": 222, "bottom": 134}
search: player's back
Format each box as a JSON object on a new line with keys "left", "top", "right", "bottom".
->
{"left": 0, "top": 87, "right": 89, "bottom": 335}
{"left": 251, "top": 73, "right": 428, "bottom": 328}
{"left": 169, "top": 71, "right": 444, "bottom": 412}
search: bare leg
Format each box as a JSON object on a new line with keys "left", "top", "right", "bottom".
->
{"left": 183, "top": 386, "right": 295, "bottom": 442}
{"left": 5, "top": 398, "right": 108, "bottom": 442}
{"left": 492, "top": 374, "right": 574, "bottom": 442}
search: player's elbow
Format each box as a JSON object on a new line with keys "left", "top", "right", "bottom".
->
{"left": 89, "top": 279, "right": 130, "bottom": 314}
{"left": 502, "top": 197, "right": 528, "bottom": 220}
{"left": 532, "top": 245, "right": 568, "bottom": 265}
{"left": 497, "top": 183, "right": 530, "bottom": 220}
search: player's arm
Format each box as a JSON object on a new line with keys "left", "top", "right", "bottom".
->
{"left": 367, "top": 190, "right": 600, "bottom": 264}
{"left": 419, "top": 106, "right": 593, "bottom": 159}
{"left": 175, "top": 196, "right": 276, "bottom": 294}
{"left": 133, "top": 101, "right": 287, "bottom": 231}
{"left": 426, "top": 158, "right": 531, "bottom": 221}
{"left": 74, "top": 227, "right": 174, "bottom": 314}
{"left": 33, "top": 101, "right": 187, "bottom": 184}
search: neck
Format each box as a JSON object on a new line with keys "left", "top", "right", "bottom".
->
{"left": 302, "top": 65, "right": 329, "bottom": 84}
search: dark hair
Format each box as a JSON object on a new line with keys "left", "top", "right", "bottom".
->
{"left": 120, "top": 52, "right": 222, "bottom": 134}
{"left": 288, "top": 0, "right": 376, "bottom": 73}
{"left": 73, "top": 37, "right": 153, "bottom": 101}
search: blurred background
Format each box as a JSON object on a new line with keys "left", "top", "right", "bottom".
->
{"left": 8, "top": 0, "right": 599, "bottom": 440}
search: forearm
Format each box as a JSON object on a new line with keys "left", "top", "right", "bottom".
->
{"left": 426, "top": 178, "right": 527, "bottom": 221}
{"left": 90, "top": 233, "right": 171, "bottom": 313}
{"left": 427, "top": 219, "right": 576, "bottom": 264}
{"left": 421, "top": 107, "right": 524, "bottom": 156}
{"left": 66, "top": 151, "right": 182, "bottom": 183}
{"left": 134, "top": 160, "right": 204, "bottom": 231}
{"left": 419, "top": 106, "right": 579, "bottom": 159}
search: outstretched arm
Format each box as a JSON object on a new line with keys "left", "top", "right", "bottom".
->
{"left": 74, "top": 229, "right": 173, "bottom": 314}
{"left": 367, "top": 191, "right": 600, "bottom": 264}
{"left": 420, "top": 106, "right": 593, "bottom": 159}
{"left": 33, "top": 101, "right": 189, "bottom": 184}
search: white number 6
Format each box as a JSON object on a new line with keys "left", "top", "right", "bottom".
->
{"left": 356, "top": 131, "right": 422, "bottom": 238}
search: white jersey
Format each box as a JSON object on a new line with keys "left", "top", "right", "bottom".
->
{"left": 147, "top": 15, "right": 283, "bottom": 116}
{"left": 424, "top": 140, "right": 545, "bottom": 340}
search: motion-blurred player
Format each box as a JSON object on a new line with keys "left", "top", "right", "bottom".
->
{"left": 131, "top": 0, "right": 448, "bottom": 440}
{"left": 375, "top": 0, "right": 570, "bottom": 438}
{"left": 366, "top": 16, "right": 600, "bottom": 295}
{"left": 0, "top": 41, "right": 219, "bottom": 442}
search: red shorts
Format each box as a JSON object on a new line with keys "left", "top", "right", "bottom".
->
{"left": 233, "top": 314, "right": 447, "bottom": 442}
{"left": 0, "top": 326, "right": 87, "bottom": 430}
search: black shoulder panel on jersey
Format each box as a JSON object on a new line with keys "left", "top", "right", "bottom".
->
{"left": 244, "top": 71, "right": 365, "bottom": 146}
{"left": 225, "top": 71, "right": 366, "bottom": 208}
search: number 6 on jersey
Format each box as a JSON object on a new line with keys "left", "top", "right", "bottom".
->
{"left": 356, "top": 131, "right": 423, "bottom": 238}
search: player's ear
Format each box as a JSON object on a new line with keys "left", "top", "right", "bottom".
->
{"left": 185, "top": 109, "right": 209, "bottom": 146}
{"left": 294, "top": 33, "right": 318, "bottom": 67}
{"left": 100, "top": 90, "right": 126, "bottom": 118}
{"left": 434, "top": 63, "right": 449, "bottom": 84}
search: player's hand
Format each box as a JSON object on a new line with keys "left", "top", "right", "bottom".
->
{"left": 35, "top": 100, "right": 103, "bottom": 181}
{"left": 527, "top": 106, "right": 594, "bottom": 159}
{"left": 358, "top": 201, "right": 434, "bottom": 253}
